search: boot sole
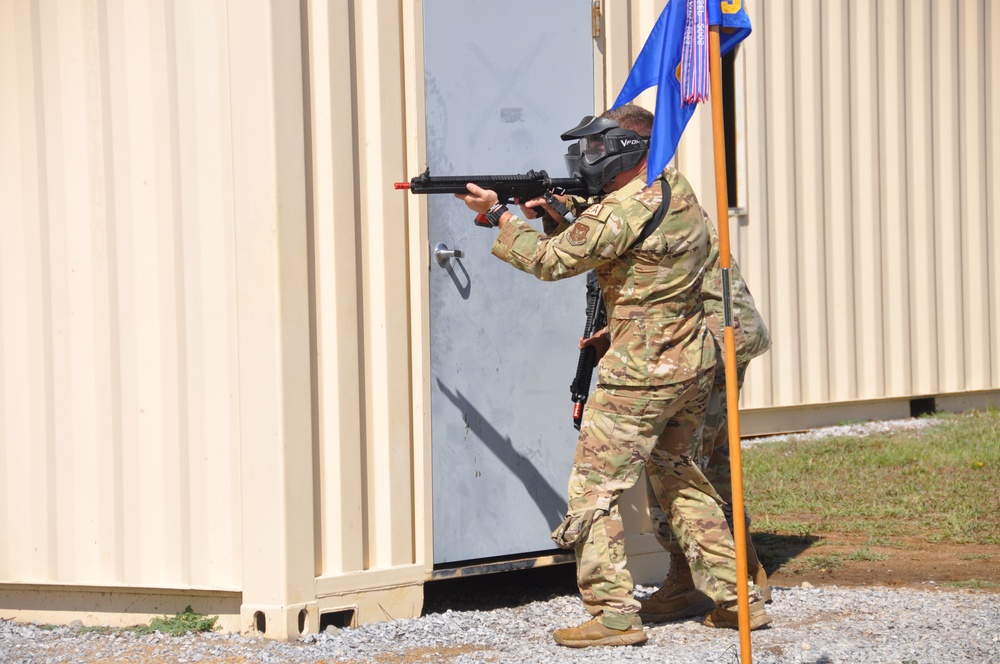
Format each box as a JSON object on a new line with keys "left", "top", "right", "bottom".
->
{"left": 554, "top": 631, "right": 649, "bottom": 648}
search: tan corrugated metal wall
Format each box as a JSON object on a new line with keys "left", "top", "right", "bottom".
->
{"left": 2, "top": 0, "right": 998, "bottom": 637}
{"left": 1, "top": 0, "right": 243, "bottom": 590}
{"left": 741, "top": 0, "right": 999, "bottom": 420}
{"left": 306, "top": 0, "right": 432, "bottom": 622}
{"left": 604, "top": 0, "right": 999, "bottom": 430}
{"left": 0, "top": 0, "right": 428, "bottom": 638}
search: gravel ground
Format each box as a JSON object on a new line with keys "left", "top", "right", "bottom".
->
{"left": 742, "top": 415, "right": 946, "bottom": 447}
{"left": 3, "top": 583, "right": 999, "bottom": 663}
{"left": 4, "top": 416, "right": 996, "bottom": 663}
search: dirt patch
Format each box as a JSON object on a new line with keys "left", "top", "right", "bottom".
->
{"left": 759, "top": 533, "right": 1000, "bottom": 592}
{"left": 367, "top": 645, "right": 495, "bottom": 663}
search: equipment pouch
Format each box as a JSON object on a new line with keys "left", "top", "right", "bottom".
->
{"left": 550, "top": 495, "right": 611, "bottom": 549}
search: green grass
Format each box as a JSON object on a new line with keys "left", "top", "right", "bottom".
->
{"left": 61, "top": 606, "right": 219, "bottom": 637}
{"left": 846, "top": 547, "right": 889, "bottom": 562}
{"left": 743, "top": 409, "right": 1000, "bottom": 545}
{"left": 943, "top": 580, "right": 999, "bottom": 589}
{"left": 134, "top": 606, "right": 219, "bottom": 636}
{"left": 79, "top": 625, "right": 119, "bottom": 635}
{"left": 957, "top": 553, "right": 993, "bottom": 561}
{"left": 796, "top": 554, "right": 844, "bottom": 570}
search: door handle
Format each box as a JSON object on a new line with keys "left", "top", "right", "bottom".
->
{"left": 434, "top": 243, "right": 464, "bottom": 266}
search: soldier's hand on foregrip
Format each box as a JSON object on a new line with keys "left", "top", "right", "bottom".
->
{"left": 455, "top": 183, "right": 504, "bottom": 228}
{"left": 453, "top": 183, "right": 498, "bottom": 214}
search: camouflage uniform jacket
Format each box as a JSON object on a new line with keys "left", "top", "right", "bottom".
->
{"left": 491, "top": 166, "right": 715, "bottom": 387}
{"left": 701, "top": 218, "right": 771, "bottom": 365}
{"left": 557, "top": 189, "right": 771, "bottom": 367}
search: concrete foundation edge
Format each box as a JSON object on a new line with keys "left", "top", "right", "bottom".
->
{"left": 315, "top": 580, "right": 424, "bottom": 628}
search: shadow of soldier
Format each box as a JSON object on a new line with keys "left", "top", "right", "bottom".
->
{"left": 752, "top": 532, "right": 823, "bottom": 577}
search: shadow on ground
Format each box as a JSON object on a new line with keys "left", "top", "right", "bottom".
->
{"left": 422, "top": 564, "right": 578, "bottom": 616}
{"left": 753, "top": 532, "right": 822, "bottom": 575}
{"left": 423, "top": 533, "right": 823, "bottom": 617}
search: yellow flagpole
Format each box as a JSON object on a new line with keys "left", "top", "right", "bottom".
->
{"left": 709, "top": 25, "right": 754, "bottom": 662}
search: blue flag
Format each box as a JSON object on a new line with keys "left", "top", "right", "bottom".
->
{"left": 612, "top": 0, "right": 753, "bottom": 184}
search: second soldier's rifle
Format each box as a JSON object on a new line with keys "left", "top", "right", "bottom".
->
{"left": 570, "top": 271, "right": 607, "bottom": 430}
{"left": 566, "top": 178, "right": 670, "bottom": 430}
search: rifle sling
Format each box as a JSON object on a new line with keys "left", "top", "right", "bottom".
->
{"left": 629, "top": 179, "right": 672, "bottom": 251}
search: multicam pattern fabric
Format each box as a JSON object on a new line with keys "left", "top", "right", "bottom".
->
{"left": 696, "top": 361, "right": 750, "bottom": 494}
{"left": 644, "top": 208, "right": 771, "bottom": 592}
{"left": 554, "top": 374, "right": 725, "bottom": 621}
{"left": 647, "top": 364, "right": 757, "bottom": 581}
{"left": 700, "top": 217, "right": 771, "bottom": 363}
{"left": 492, "top": 167, "right": 716, "bottom": 387}
{"left": 492, "top": 167, "right": 760, "bottom": 624}
{"left": 551, "top": 193, "right": 770, "bottom": 364}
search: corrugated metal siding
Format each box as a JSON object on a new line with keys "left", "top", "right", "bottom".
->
{"left": 0, "top": 1, "right": 426, "bottom": 589}
{"left": 1, "top": 0, "right": 240, "bottom": 591}
{"left": 306, "top": 0, "right": 423, "bottom": 581}
{"left": 753, "top": 0, "right": 997, "bottom": 407}
{"left": 1, "top": 0, "right": 424, "bottom": 607}
{"left": 606, "top": 0, "right": 999, "bottom": 411}
{"left": 2, "top": 0, "right": 998, "bottom": 628}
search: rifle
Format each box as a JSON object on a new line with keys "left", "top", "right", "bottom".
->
{"left": 566, "top": 178, "right": 671, "bottom": 429}
{"left": 395, "top": 168, "right": 588, "bottom": 226}
{"left": 570, "top": 271, "right": 607, "bottom": 430}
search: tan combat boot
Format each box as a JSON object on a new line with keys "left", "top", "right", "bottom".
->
{"left": 552, "top": 617, "right": 648, "bottom": 648}
{"left": 638, "top": 555, "right": 715, "bottom": 623}
{"left": 703, "top": 600, "right": 773, "bottom": 630}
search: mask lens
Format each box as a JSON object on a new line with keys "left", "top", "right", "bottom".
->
{"left": 564, "top": 142, "right": 582, "bottom": 177}
{"left": 581, "top": 135, "right": 608, "bottom": 164}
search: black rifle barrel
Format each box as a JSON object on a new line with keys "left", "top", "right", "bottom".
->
{"left": 395, "top": 168, "right": 587, "bottom": 202}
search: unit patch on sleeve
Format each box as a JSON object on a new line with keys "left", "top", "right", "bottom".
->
{"left": 585, "top": 204, "right": 612, "bottom": 222}
{"left": 568, "top": 222, "right": 591, "bottom": 246}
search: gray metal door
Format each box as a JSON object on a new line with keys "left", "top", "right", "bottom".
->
{"left": 423, "top": 0, "right": 596, "bottom": 565}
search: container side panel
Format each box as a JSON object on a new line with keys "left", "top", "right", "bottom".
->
{"left": 849, "top": 0, "right": 885, "bottom": 398}
{"left": 822, "top": 0, "right": 857, "bottom": 402}
{"left": 904, "top": 1, "right": 940, "bottom": 395}
{"left": 958, "top": 0, "right": 991, "bottom": 391}
{"left": 878, "top": 0, "right": 913, "bottom": 398}
{"left": 792, "top": 0, "right": 829, "bottom": 404}
{"left": 931, "top": 0, "right": 965, "bottom": 394}
{"left": 762, "top": 1, "right": 801, "bottom": 406}
{"left": 740, "top": 1, "right": 775, "bottom": 408}
{"left": 0, "top": 0, "right": 242, "bottom": 592}
{"left": 306, "top": 0, "right": 365, "bottom": 577}
{"left": 353, "top": 1, "right": 414, "bottom": 571}
{"left": 989, "top": 1, "right": 1000, "bottom": 388}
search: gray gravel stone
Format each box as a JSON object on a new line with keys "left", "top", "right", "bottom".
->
{"left": 2, "top": 584, "right": 999, "bottom": 663}
{"left": 743, "top": 416, "right": 944, "bottom": 447}
{"left": 2, "top": 416, "right": 995, "bottom": 662}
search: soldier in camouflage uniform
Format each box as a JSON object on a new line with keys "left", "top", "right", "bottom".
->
{"left": 639, "top": 217, "right": 774, "bottom": 624}
{"left": 455, "top": 105, "right": 769, "bottom": 648}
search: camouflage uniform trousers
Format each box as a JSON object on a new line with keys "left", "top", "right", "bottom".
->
{"left": 646, "top": 362, "right": 760, "bottom": 597}
{"left": 551, "top": 368, "right": 734, "bottom": 629}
